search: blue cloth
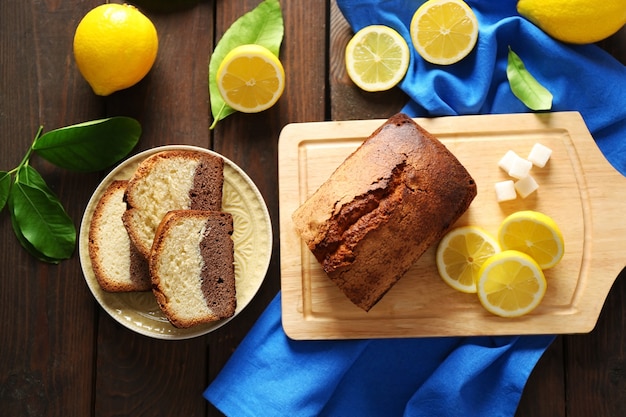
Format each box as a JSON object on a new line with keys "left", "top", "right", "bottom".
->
{"left": 205, "top": 294, "right": 553, "bottom": 417}
{"left": 205, "top": 1, "right": 626, "bottom": 415}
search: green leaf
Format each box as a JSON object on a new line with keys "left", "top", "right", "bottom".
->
{"left": 9, "top": 180, "right": 76, "bottom": 262}
{"left": 32, "top": 117, "right": 141, "bottom": 172}
{"left": 507, "top": 47, "right": 553, "bottom": 111}
{"left": 16, "top": 165, "right": 65, "bottom": 211}
{"left": 0, "top": 171, "right": 11, "bottom": 212}
{"left": 8, "top": 204, "right": 61, "bottom": 264}
{"left": 208, "top": 0, "right": 284, "bottom": 129}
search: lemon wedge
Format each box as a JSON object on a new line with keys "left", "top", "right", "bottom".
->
{"left": 436, "top": 226, "right": 501, "bottom": 293}
{"left": 216, "top": 44, "right": 285, "bottom": 113}
{"left": 344, "top": 25, "right": 410, "bottom": 92}
{"left": 498, "top": 210, "right": 564, "bottom": 269}
{"left": 409, "top": 0, "right": 479, "bottom": 65}
{"left": 476, "top": 250, "right": 547, "bottom": 317}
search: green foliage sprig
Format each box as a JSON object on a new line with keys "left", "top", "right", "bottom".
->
{"left": 0, "top": 117, "right": 141, "bottom": 263}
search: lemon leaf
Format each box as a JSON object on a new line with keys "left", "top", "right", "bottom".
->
{"left": 32, "top": 117, "right": 141, "bottom": 172}
{"left": 0, "top": 171, "right": 10, "bottom": 212}
{"left": 506, "top": 47, "right": 553, "bottom": 111}
{"left": 8, "top": 177, "right": 76, "bottom": 262}
{"left": 208, "top": 0, "right": 284, "bottom": 129}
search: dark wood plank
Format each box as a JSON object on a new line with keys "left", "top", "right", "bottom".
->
{"left": 91, "top": 3, "right": 215, "bottom": 416}
{"left": 329, "top": 0, "right": 407, "bottom": 121}
{"left": 565, "top": 269, "right": 626, "bottom": 417}
{"left": 206, "top": 0, "right": 327, "bottom": 415}
{"left": 0, "top": 0, "right": 103, "bottom": 415}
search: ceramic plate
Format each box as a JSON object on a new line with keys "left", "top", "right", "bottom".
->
{"left": 79, "top": 145, "right": 272, "bottom": 340}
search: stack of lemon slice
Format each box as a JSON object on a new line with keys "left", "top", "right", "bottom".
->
{"left": 436, "top": 211, "right": 564, "bottom": 317}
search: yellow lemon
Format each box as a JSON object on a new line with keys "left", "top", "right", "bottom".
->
{"left": 410, "top": 0, "right": 479, "bottom": 65}
{"left": 436, "top": 226, "right": 501, "bottom": 293}
{"left": 476, "top": 250, "right": 547, "bottom": 318}
{"left": 498, "top": 210, "right": 564, "bottom": 269}
{"left": 73, "top": 3, "right": 158, "bottom": 96}
{"left": 517, "top": 0, "right": 626, "bottom": 44}
{"left": 344, "top": 25, "right": 410, "bottom": 92}
{"left": 216, "top": 44, "right": 285, "bottom": 113}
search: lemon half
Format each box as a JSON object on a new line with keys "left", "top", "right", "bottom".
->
{"left": 477, "top": 250, "right": 547, "bottom": 318}
{"left": 436, "top": 226, "right": 501, "bottom": 293}
{"left": 498, "top": 210, "right": 564, "bottom": 269}
{"left": 345, "top": 25, "right": 410, "bottom": 92}
{"left": 216, "top": 44, "right": 285, "bottom": 113}
{"left": 410, "top": 0, "right": 479, "bottom": 65}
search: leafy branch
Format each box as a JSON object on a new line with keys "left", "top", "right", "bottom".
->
{"left": 1, "top": 117, "right": 141, "bottom": 263}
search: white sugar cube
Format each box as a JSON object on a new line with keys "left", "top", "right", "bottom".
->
{"left": 498, "top": 150, "right": 519, "bottom": 172}
{"left": 528, "top": 143, "right": 552, "bottom": 168}
{"left": 495, "top": 180, "right": 517, "bottom": 202}
{"left": 508, "top": 156, "right": 533, "bottom": 179}
{"left": 515, "top": 174, "right": 539, "bottom": 198}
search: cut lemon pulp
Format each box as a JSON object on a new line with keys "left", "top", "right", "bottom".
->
{"left": 436, "top": 226, "right": 500, "bottom": 293}
{"left": 216, "top": 44, "right": 285, "bottom": 113}
{"left": 345, "top": 25, "right": 410, "bottom": 92}
{"left": 410, "top": 0, "right": 479, "bottom": 65}
{"left": 476, "top": 250, "right": 547, "bottom": 317}
{"left": 498, "top": 210, "right": 564, "bottom": 269}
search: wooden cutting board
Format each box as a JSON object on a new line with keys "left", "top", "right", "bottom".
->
{"left": 278, "top": 112, "right": 626, "bottom": 340}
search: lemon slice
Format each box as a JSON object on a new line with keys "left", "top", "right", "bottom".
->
{"left": 476, "top": 250, "right": 547, "bottom": 317}
{"left": 436, "top": 226, "right": 501, "bottom": 293}
{"left": 216, "top": 44, "right": 285, "bottom": 113}
{"left": 409, "top": 0, "right": 479, "bottom": 65}
{"left": 345, "top": 25, "right": 410, "bottom": 92}
{"left": 498, "top": 210, "right": 564, "bottom": 269}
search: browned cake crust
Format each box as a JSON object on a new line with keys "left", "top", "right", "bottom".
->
{"left": 122, "top": 150, "right": 224, "bottom": 259}
{"left": 150, "top": 210, "right": 236, "bottom": 328}
{"left": 292, "top": 113, "right": 477, "bottom": 311}
{"left": 88, "top": 180, "right": 151, "bottom": 292}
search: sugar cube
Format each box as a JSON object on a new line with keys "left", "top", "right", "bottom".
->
{"left": 528, "top": 143, "right": 552, "bottom": 168}
{"left": 498, "top": 150, "right": 519, "bottom": 173}
{"left": 508, "top": 156, "right": 533, "bottom": 179}
{"left": 515, "top": 174, "right": 539, "bottom": 198}
{"left": 495, "top": 180, "right": 517, "bottom": 202}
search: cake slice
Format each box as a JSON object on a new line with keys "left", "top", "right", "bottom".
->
{"left": 88, "top": 180, "right": 151, "bottom": 292}
{"left": 150, "top": 210, "right": 236, "bottom": 328}
{"left": 292, "top": 113, "right": 477, "bottom": 311}
{"left": 122, "top": 150, "right": 224, "bottom": 259}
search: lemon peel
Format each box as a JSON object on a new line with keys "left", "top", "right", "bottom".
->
{"left": 73, "top": 4, "right": 158, "bottom": 96}
{"left": 517, "top": 0, "right": 626, "bottom": 44}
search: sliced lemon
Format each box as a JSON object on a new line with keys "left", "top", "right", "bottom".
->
{"left": 477, "top": 250, "right": 547, "bottom": 318}
{"left": 216, "top": 44, "right": 285, "bottom": 113}
{"left": 436, "top": 226, "right": 501, "bottom": 293}
{"left": 345, "top": 25, "right": 410, "bottom": 92}
{"left": 498, "top": 210, "right": 564, "bottom": 269}
{"left": 409, "top": 0, "right": 479, "bottom": 65}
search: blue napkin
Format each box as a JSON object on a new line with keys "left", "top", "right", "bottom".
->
{"left": 205, "top": 1, "right": 626, "bottom": 415}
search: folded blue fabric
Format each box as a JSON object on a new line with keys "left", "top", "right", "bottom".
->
{"left": 338, "top": 0, "right": 626, "bottom": 175}
{"left": 205, "top": 295, "right": 553, "bottom": 416}
{"left": 205, "top": 1, "right": 626, "bottom": 415}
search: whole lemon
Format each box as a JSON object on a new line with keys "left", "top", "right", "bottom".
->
{"left": 517, "top": 0, "right": 626, "bottom": 44}
{"left": 73, "top": 3, "right": 158, "bottom": 96}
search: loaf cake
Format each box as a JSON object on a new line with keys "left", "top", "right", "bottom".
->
{"left": 122, "top": 150, "right": 224, "bottom": 259}
{"left": 150, "top": 210, "right": 236, "bottom": 328}
{"left": 88, "top": 180, "right": 151, "bottom": 292}
{"left": 292, "top": 113, "right": 477, "bottom": 311}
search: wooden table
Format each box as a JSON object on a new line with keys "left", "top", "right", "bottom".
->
{"left": 1, "top": 1, "right": 625, "bottom": 415}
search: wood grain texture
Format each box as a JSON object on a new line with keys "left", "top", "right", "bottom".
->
{"left": 0, "top": 1, "right": 625, "bottom": 416}
{"left": 279, "top": 112, "right": 626, "bottom": 339}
